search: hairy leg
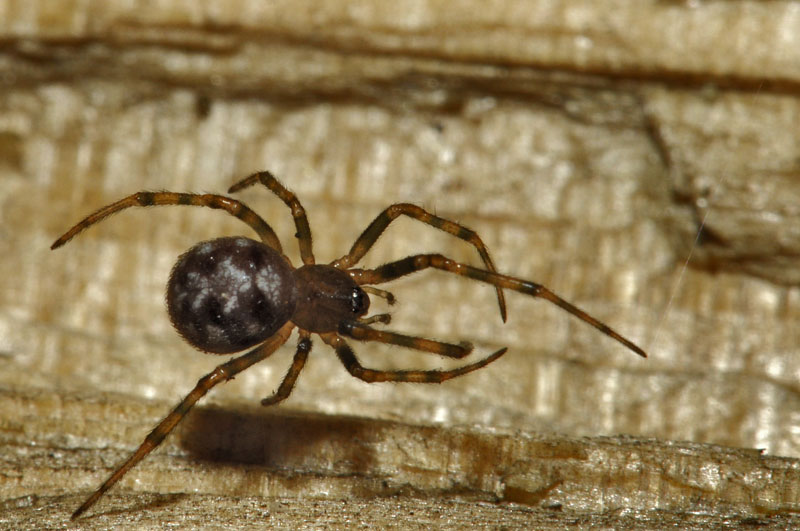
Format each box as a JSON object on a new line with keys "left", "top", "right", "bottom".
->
{"left": 320, "top": 333, "right": 506, "bottom": 383}
{"left": 339, "top": 320, "right": 473, "bottom": 359}
{"left": 350, "top": 254, "right": 647, "bottom": 358}
{"left": 261, "top": 331, "right": 312, "bottom": 406}
{"left": 52, "top": 191, "right": 283, "bottom": 253}
{"left": 229, "top": 171, "right": 315, "bottom": 264}
{"left": 331, "top": 203, "right": 506, "bottom": 321}
{"left": 71, "top": 323, "right": 295, "bottom": 519}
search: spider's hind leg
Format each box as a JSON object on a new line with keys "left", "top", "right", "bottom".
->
{"left": 70, "top": 323, "right": 295, "bottom": 520}
{"left": 51, "top": 191, "right": 283, "bottom": 252}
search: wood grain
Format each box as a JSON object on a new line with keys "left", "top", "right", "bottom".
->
{"left": 1, "top": 0, "right": 799, "bottom": 527}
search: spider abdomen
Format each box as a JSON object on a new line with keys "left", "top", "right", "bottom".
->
{"left": 166, "top": 236, "right": 296, "bottom": 354}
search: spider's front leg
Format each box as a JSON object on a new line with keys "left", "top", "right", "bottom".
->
{"left": 331, "top": 203, "right": 508, "bottom": 322}
{"left": 349, "top": 254, "right": 647, "bottom": 358}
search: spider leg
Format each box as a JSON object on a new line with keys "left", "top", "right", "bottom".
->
{"left": 261, "top": 331, "right": 312, "bottom": 406}
{"left": 339, "top": 320, "right": 473, "bottom": 359}
{"left": 71, "top": 323, "right": 295, "bottom": 520}
{"left": 330, "top": 203, "right": 507, "bottom": 322}
{"left": 350, "top": 254, "right": 647, "bottom": 358}
{"left": 51, "top": 192, "right": 283, "bottom": 253}
{"left": 229, "top": 171, "right": 315, "bottom": 265}
{"left": 320, "top": 332, "right": 506, "bottom": 383}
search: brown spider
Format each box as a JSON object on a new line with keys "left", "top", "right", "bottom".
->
{"left": 52, "top": 171, "right": 646, "bottom": 519}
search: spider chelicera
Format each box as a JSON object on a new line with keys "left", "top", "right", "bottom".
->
{"left": 52, "top": 171, "right": 646, "bottom": 519}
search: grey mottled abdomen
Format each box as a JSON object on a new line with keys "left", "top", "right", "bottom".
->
{"left": 166, "top": 236, "right": 296, "bottom": 354}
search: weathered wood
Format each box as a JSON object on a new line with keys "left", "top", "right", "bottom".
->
{"left": 1, "top": 0, "right": 798, "bottom": 527}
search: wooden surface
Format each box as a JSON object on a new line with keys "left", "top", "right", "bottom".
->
{"left": 1, "top": 0, "right": 800, "bottom": 528}
{"left": 4, "top": 388, "right": 800, "bottom": 529}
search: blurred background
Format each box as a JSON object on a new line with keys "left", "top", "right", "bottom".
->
{"left": 1, "top": 0, "right": 800, "bottom": 527}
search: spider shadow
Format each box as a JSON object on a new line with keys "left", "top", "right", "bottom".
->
{"left": 177, "top": 405, "right": 384, "bottom": 479}
{"left": 91, "top": 493, "right": 190, "bottom": 521}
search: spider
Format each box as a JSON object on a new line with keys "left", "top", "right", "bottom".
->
{"left": 52, "top": 170, "right": 647, "bottom": 519}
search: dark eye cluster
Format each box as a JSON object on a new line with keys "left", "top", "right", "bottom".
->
{"left": 350, "top": 287, "right": 369, "bottom": 314}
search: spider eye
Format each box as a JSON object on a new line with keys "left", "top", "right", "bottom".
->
{"left": 350, "top": 287, "right": 369, "bottom": 315}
